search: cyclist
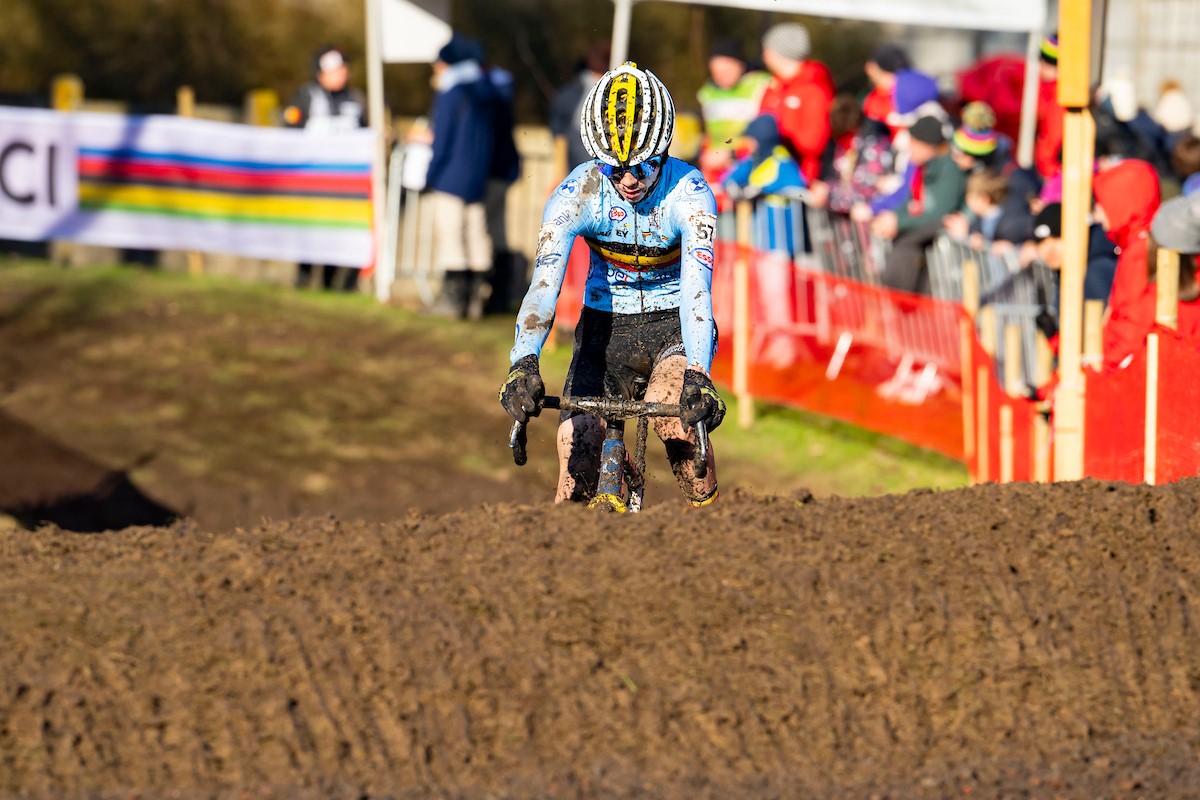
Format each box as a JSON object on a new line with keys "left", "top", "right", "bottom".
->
{"left": 499, "top": 62, "right": 726, "bottom": 508}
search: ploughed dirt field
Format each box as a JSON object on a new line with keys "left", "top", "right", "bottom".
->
{"left": 2, "top": 264, "right": 1199, "bottom": 797}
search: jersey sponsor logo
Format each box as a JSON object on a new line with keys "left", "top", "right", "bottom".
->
{"left": 550, "top": 211, "right": 571, "bottom": 227}
{"left": 558, "top": 179, "right": 580, "bottom": 198}
{"left": 608, "top": 206, "right": 627, "bottom": 222}
{"left": 695, "top": 247, "right": 715, "bottom": 269}
{"left": 686, "top": 177, "right": 709, "bottom": 195}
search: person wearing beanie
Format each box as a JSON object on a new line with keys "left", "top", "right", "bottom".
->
{"left": 549, "top": 39, "right": 611, "bottom": 179}
{"left": 697, "top": 37, "right": 772, "bottom": 213}
{"left": 1035, "top": 32, "right": 1065, "bottom": 179}
{"left": 872, "top": 115, "right": 967, "bottom": 294}
{"left": 759, "top": 22, "right": 835, "bottom": 184}
{"left": 423, "top": 33, "right": 498, "bottom": 318}
{"left": 283, "top": 45, "right": 368, "bottom": 292}
{"left": 888, "top": 69, "right": 945, "bottom": 129}
{"left": 863, "top": 43, "right": 911, "bottom": 136}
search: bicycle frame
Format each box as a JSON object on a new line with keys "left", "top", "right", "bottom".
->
{"left": 508, "top": 395, "right": 708, "bottom": 513}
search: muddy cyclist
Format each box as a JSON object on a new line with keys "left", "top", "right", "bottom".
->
{"left": 499, "top": 62, "right": 725, "bottom": 507}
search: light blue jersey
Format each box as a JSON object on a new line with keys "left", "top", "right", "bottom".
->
{"left": 510, "top": 157, "right": 718, "bottom": 370}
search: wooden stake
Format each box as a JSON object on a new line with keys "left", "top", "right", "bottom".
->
{"left": 979, "top": 306, "right": 997, "bottom": 357}
{"left": 1145, "top": 333, "right": 1160, "bottom": 485}
{"left": 1156, "top": 248, "right": 1180, "bottom": 329}
{"left": 1082, "top": 299, "right": 1104, "bottom": 369}
{"left": 177, "top": 86, "right": 204, "bottom": 278}
{"left": 960, "top": 259, "right": 980, "bottom": 472}
{"left": 1000, "top": 323, "right": 1023, "bottom": 483}
{"left": 1034, "top": 332, "right": 1053, "bottom": 482}
{"left": 976, "top": 365, "right": 990, "bottom": 483}
{"left": 734, "top": 199, "right": 754, "bottom": 428}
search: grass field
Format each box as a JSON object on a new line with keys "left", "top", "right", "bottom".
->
{"left": 0, "top": 258, "right": 966, "bottom": 529}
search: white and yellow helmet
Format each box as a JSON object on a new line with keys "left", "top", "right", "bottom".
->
{"left": 580, "top": 62, "right": 675, "bottom": 167}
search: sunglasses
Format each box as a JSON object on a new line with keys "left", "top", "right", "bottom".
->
{"left": 598, "top": 156, "right": 663, "bottom": 181}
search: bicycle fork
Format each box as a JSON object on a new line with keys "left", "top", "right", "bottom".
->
{"left": 590, "top": 420, "right": 629, "bottom": 512}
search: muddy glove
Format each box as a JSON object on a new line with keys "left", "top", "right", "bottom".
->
{"left": 680, "top": 368, "right": 726, "bottom": 431}
{"left": 498, "top": 354, "right": 545, "bottom": 423}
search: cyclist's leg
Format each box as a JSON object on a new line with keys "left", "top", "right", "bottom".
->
{"left": 555, "top": 413, "right": 604, "bottom": 503}
{"left": 645, "top": 354, "right": 718, "bottom": 506}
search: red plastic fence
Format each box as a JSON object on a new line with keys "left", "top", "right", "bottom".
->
{"left": 552, "top": 238, "right": 966, "bottom": 460}
{"left": 550, "top": 237, "right": 1200, "bottom": 484}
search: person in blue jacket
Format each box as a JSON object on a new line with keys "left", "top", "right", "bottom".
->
{"left": 424, "top": 34, "right": 496, "bottom": 318}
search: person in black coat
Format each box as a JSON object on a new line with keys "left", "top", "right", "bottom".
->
{"left": 424, "top": 34, "right": 497, "bottom": 318}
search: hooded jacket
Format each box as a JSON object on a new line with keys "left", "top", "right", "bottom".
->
{"left": 1035, "top": 77, "right": 1064, "bottom": 178}
{"left": 425, "top": 60, "right": 496, "bottom": 202}
{"left": 760, "top": 59, "right": 835, "bottom": 184}
{"left": 1102, "top": 281, "right": 1200, "bottom": 371}
{"left": 1093, "top": 159, "right": 1161, "bottom": 315}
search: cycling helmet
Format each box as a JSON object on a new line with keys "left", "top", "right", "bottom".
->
{"left": 580, "top": 62, "right": 675, "bottom": 167}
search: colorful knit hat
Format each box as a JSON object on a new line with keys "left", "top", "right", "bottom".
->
{"left": 953, "top": 101, "right": 998, "bottom": 157}
{"left": 1040, "top": 32, "right": 1059, "bottom": 65}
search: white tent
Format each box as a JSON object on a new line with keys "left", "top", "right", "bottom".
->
{"left": 608, "top": 0, "right": 1049, "bottom": 166}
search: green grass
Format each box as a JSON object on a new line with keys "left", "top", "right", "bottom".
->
{"left": 0, "top": 257, "right": 967, "bottom": 500}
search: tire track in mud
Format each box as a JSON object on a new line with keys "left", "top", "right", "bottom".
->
{"left": 2, "top": 480, "right": 1200, "bottom": 797}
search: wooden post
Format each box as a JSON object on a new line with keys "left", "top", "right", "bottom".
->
{"left": 177, "top": 87, "right": 204, "bottom": 278}
{"left": 1145, "top": 247, "right": 1180, "bottom": 484}
{"left": 975, "top": 305, "right": 996, "bottom": 483}
{"left": 978, "top": 305, "right": 997, "bottom": 357}
{"left": 960, "top": 260, "right": 980, "bottom": 473}
{"left": 1156, "top": 248, "right": 1180, "bottom": 330}
{"left": 1000, "top": 322, "right": 1024, "bottom": 482}
{"left": 734, "top": 199, "right": 754, "bottom": 428}
{"left": 244, "top": 89, "right": 280, "bottom": 127}
{"left": 49, "top": 75, "right": 84, "bottom": 267}
{"left": 1033, "top": 332, "right": 1053, "bottom": 482}
{"left": 1082, "top": 299, "right": 1104, "bottom": 368}
{"left": 1052, "top": 0, "right": 1096, "bottom": 482}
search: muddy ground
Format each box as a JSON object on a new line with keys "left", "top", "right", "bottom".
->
{"left": 3, "top": 481, "right": 1200, "bottom": 798}
{"left": 2, "top": 265, "right": 1198, "bottom": 797}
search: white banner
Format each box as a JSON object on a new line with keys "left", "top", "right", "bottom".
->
{"left": 0, "top": 106, "right": 376, "bottom": 268}
{"left": 381, "top": 0, "right": 452, "bottom": 64}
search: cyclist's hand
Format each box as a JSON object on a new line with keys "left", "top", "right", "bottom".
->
{"left": 498, "top": 354, "right": 545, "bottom": 423}
{"left": 680, "top": 368, "right": 726, "bottom": 431}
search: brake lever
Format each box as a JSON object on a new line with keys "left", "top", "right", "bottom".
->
{"left": 693, "top": 420, "right": 708, "bottom": 479}
{"left": 509, "top": 419, "right": 528, "bottom": 466}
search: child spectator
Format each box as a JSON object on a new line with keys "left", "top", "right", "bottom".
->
{"left": 807, "top": 94, "right": 895, "bottom": 215}
{"left": 943, "top": 170, "right": 1034, "bottom": 253}
{"left": 1032, "top": 202, "right": 1118, "bottom": 306}
{"left": 1155, "top": 78, "right": 1195, "bottom": 153}
{"left": 1092, "top": 159, "right": 1161, "bottom": 315}
{"left": 1102, "top": 193, "right": 1200, "bottom": 370}
{"left": 950, "top": 101, "right": 1041, "bottom": 220}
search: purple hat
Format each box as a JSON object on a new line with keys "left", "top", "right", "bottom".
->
{"left": 892, "top": 70, "right": 940, "bottom": 116}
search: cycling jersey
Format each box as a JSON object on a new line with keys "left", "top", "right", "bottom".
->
{"left": 510, "top": 157, "right": 718, "bottom": 370}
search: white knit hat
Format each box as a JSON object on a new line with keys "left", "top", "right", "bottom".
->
{"left": 763, "top": 23, "right": 811, "bottom": 62}
{"left": 1155, "top": 88, "right": 1194, "bottom": 133}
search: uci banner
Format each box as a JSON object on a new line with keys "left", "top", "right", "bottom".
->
{"left": 0, "top": 106, "right": 375, "bottom": 267}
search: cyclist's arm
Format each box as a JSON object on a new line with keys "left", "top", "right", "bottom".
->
{"left": 509, "top": 174, "right": 590, "bottom": 363}
{"left": 672, "top": 178, "right": 719, "bottom": 372}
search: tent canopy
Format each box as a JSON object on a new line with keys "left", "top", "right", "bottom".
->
{"left": 664, "top": 0, "right": 1045, "bottom": 34}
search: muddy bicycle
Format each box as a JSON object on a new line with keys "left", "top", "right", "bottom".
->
{"left": 508, "top": 394, "right": 709, "bottom": 513}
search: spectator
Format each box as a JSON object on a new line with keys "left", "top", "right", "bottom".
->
{"left": 862, "top": 43, "right": 910, "bottom": 136}
{"left": 548, "top": 40, "right": 610, "bottom": 180}
{"left": 943, "top": 170, "right": 1034, "bottom": 253}
{"left": 696, "top": 37, "right": 772, "bottom": 215}
{"left": 1095, "top": 72, "right": 1173, "bottom": 181}
{"left": 423, "top": 34, "right": 496, "bottom": 318}
{"left": 479, "top": 47, "right": 522, "bottom": 316}
{"left": 808, "top": 94, "right": 895, "bottom": 215}
{"left": 1032, "top": 202, "right": 1118, "bottom": 307}
{"left": 284, "top": 45, "right": 367, "bottom": 292}
{"left": 1170, "top": 134, "right": 1200, "bottom": 197}
{"left": 1035, "top": 32, "right": 1064, "bottom": 180}
{"left": 950, "top": 101, "right": 1041, "bottom": 229}
{"left": 1102, "top": 193, "right": 1200, "bottom": 370}
{"left": 759, "top": 22, "right": 834, "bottom": 184}
{"left": 888, "top": 69, "right": 946, "bottom": 131}
{"left": 873, "top": 116, "right": 967, "bottom": 294}
{"left": 1093, "top": 159, "right": 1161, "bottom": 316}
{"left": 1154, "top": 78, "right": 1195, "bottom": 153}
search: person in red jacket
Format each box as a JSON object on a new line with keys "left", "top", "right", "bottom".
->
{"left": 1092, "top": 159, "right": 1161, "bottom": 316}
{"left": 1103, "top": 193, "right": 1200, "bottom": 370}
{"left": 758, "top": 22, "right": 835, "bottom": 185}
{"left": 862, "top": 43, "right": 910, "bottom": 137}
{"left": 1035, "top": 33, "right": 1064, "bottom": 180}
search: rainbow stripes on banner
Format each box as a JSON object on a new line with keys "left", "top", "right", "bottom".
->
{"left": 0, "top": 107, "right": 376, "bottom": 267}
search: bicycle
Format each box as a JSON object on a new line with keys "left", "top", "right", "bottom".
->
{"left": 508, "top": 393, "right": 709, "bottom": 513}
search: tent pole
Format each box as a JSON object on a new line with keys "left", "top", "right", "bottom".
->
{"left": 611, "top": 0, "right": 635, "bottom": 67}
{"left": 365, "top": 0, "right": 390, "bottom": 301}
{"left": 1017, "top": 27, "right": 1041, "bottom": 169}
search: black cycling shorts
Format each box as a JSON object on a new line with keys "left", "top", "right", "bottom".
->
{"left": 561, "top": 307, "right": 688, "bottom": 422}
